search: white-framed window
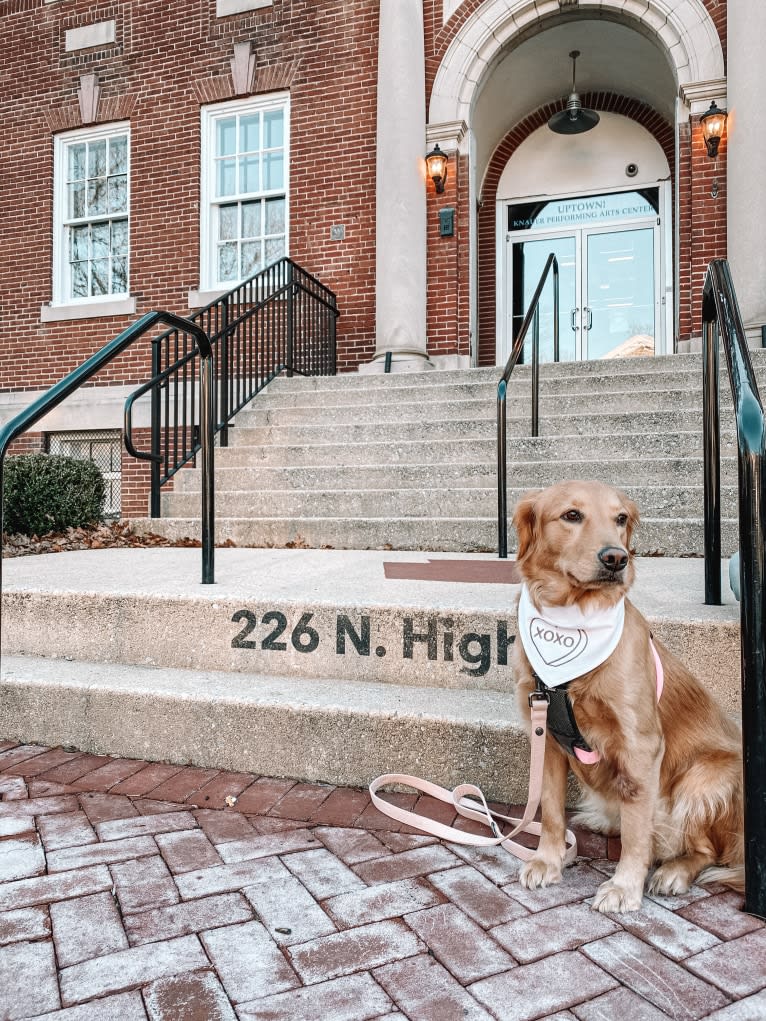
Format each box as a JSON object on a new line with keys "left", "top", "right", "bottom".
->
{"left": 51, "top": 122, "right": 130, "bottom": 309}
{"left": 200, "top": 94, "right": 289, "bottom": 292}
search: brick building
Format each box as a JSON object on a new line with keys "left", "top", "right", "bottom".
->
{"left": 0, "top": 0, "right": 760, "bottom": 515}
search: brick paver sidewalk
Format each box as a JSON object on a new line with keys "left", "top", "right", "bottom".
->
{"left": 1, "top": 742, "right": 764, "bottom": 1020}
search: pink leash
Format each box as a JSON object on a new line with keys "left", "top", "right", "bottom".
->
{"left": 370, "top": 638, "right": 664, "bottom": 862}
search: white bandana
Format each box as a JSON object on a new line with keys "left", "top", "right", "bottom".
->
{"left": 517, "top": 584, "right": 625, "bottom": 688}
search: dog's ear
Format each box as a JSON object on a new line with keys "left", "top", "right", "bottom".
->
{"left": 621, "top": 491, "right": 640, "bottom": 546}
{"left": 513, "top": 489, "right": 542, "bottom": 562}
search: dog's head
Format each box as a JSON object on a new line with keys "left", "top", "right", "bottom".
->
{"left": 513, "top": 480, "right": 639, "bottom": 610}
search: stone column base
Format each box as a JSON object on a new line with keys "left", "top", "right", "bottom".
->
{"left": 357, "top": 349, "right": 435, "bottom": 374}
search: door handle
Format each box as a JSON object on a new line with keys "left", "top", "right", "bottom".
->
{"left": 571, "top": 308, "right": 579, "bottom": 332}
{"left": 584, "top": 307, "right": 593, "bottom": 331}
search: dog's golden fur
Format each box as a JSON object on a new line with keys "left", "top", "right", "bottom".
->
{"left": 512, "top": 480, "right": 743, "bottom": 913}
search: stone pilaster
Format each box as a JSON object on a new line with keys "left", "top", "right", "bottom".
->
{"left": 362, "top": 0, "right": 431, "bottom": 373}
{"left": 727, "top": 0, "right": 766, "bottom": 346}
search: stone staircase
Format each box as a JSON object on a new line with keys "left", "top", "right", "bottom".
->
{"left": 129, "top": 352, "right": 760, "bottom": 556}
{"left": 0, "top": 353, "right": 748, "bottom": 802}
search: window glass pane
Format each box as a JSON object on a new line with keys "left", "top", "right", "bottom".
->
{"left": 70, "top": 225, "right": 89, "bottom": 262}
{"left": 265, "top": 198, "right": 285, "bottom": 235}
{"left": 216, "top": 118, "right": 236, "bottom": 157}
{"left": 264, "top": 152, "right": 283, "bottom": 190}
{"left": 242, "top": 201, "right": 261, "bottom": 239}
{"left": 216, "top": 159, "right": 236, "bottom": 197}
{"left": 109, "top": 136, "right": 128, "bottom": 176}
{"left": 242, "top": 241, "right": 262, "bottom": 277}
{"left": 71, "top": 262, "right": 88, "bottom": 298}
{"left": 218, "top": 242, "right": 238, "bottom": 281}
{"left": 264, "top": 110, "right": 283, "bottom": 150}
{"left": 68, "top": 183, "right": 86, "bottom": 219}
{"left": 88, "top": 140, "right": 107, "bottom": 179}
{"left": 87, "top": 179, "right": 108, "bottom": 216}
{"left": 265, "top": 237, "right": 285, "bottom": 265}
{"left": 112, "top": 257, "right": 128, "bottom": 293}
{"left": 91, "top": 260, "right": 109, "bottom": 296}
{"left": 240, "top": 114, "right": 260, "bottom": 153}
{"left": 111, "top": 219, "right": 128, "bottom": 255}
{"left": 219, "top": 204, "right": 237, "bottom": 241}
{"left": 241, "top": 155, "right": 260, "bottom": 193}
{"left": 108, "top": 175, "right": 127, "bottom": 214}
{"left": 68, "top": 143, "right": 86, "bottom": 182}
{"left": 91, "top": 222, "right": 110, "bottom": 260}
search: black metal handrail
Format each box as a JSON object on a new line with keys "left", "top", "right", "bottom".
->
{"left": 0, "top": 311, "right": 216, "bottom": 589}
{"left": 125, "top": 258, "right": 339, "bottom": 517}
{"left": 701, "top": 258, "right": 766, "bottom": 919}
{"left": 497, "top": 253, "right": 559, "bottom": 558}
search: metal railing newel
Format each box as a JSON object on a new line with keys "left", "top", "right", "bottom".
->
{"left": 0, "top": 311, "right": 216, "bottom": 598}
{"left": 497, "top": 253, "right": 560, "bottom": 558}
{"left": 124, "top": 257, "right": 339, "bottom": 518}
{"left": 701, "top": 257, "right": 766, "bottom": 919}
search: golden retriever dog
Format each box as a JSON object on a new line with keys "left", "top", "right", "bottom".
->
{"left": 512, "top": 480, "right": 743, "bottom": 913}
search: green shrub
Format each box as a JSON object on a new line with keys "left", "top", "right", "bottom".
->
{"left": 2, "top": 453, "right": 106, "bottom": 536}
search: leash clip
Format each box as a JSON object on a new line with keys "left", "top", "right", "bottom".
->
{"left": 528, "top": 690, "right": 550, "bottom": 708}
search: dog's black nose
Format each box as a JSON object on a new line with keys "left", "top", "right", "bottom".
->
{"left": 598, "top": 546, "right": 629, "bottom": 572}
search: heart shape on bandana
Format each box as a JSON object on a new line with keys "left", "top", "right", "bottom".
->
{"left": 529, "top": 617, "right": 588, "bottom": 666}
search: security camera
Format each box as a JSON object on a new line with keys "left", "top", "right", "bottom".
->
{"left": 625, "top": 163, "right": 639, "bottom": 178}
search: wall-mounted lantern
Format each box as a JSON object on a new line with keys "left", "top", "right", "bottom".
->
{"left": 425, "top": 143, "right": 448, "bottom": 193}
{"left": 700, "top": 101, "right": 727, "bottom": 159}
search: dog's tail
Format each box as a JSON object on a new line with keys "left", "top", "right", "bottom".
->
{"left": 697, "top": 864, "right": 745, "bottom": 893}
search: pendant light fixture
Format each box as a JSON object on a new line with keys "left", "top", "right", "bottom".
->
{"left": 548, "top": 50, "right": 600, "bottom": 135}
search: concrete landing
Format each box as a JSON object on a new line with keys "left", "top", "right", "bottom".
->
{"left": 0, "top": 548, "right": 741, "bottom": 800}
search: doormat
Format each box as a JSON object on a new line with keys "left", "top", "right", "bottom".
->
{"left": 383, "top": 559, "right": 521, "bottom": 584}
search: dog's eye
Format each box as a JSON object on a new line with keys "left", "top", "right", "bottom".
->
{"left": 616, "top": 513, "right": 628, "bottom": 527}
{"left": 562, "top": 509, "right": 582, "bottom": 523}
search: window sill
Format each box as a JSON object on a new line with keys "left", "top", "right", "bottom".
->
{"left": 40, "top": 297, "right": 137, "bottom": 322}
{"left": 216, "top": 0, "right": 271, "bottom": 17}
{"left": 188, "top": 288, "right": 229, "bottom": 309}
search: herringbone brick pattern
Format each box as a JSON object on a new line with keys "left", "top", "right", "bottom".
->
{"left": 1, "top": 741, "right": 764, "bottom": 1020}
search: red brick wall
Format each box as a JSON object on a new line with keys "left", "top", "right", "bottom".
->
{"left": 0, "top": 0, "right": 379, "bottom": 393}
{"left": 426, "top": 152, "right": 470, "bottom": 361}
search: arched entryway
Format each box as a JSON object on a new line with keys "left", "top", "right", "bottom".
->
{"left": 427, "top": 0, "right": 725, "bottom": 366}
{"left": 496, "top": 112, "right": 672, "bottom": 365}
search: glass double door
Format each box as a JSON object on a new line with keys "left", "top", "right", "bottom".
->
{"left": 507, "top": 223, "right": 659, "bottom": 363}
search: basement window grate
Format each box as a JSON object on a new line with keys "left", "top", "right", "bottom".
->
{"left": 46, "top": 430, "right": 122, "bottom": 518}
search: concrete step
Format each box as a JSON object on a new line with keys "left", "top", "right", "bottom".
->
{"left": 0, "top": 655, "right": 531, "bottom": 801}
{"left": 216, "top": 432, "right": 719, "bottom": 467}
{"left": 266, "top": 350, "right": 766, "bottom": 393}
{"left": 130, "top": 513, "right": 739, "bottom": 556}
{"left": 260, "top": 366, "right": 766, "bottom": 407}
{"left": 0, "top": 548, "right": 741, "bottom": 799}
{"left": 233, "top": 396, "right": 719, "bottom": 428}
{"left": 173, "top": 457, "right": 739, "bottom": 494}
{"left": 161, "top": 484, "right": 733, "bottom": 520}
{"left": 257, "top": 371, "right": 703, "bottom": 407}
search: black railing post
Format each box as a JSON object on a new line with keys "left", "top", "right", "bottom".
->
{"left": 200, "top": 342, "right": 215, "bottom": 585}
{"left": 701, "top": 259, "right": 766, "bottom": 918}
{"left": 553, "top": 261, "right": 560, "bottom": 363}
{"left": 150, "top": 339, "right": 161, "bottom": 519}
{"left": 286, "top": 261, "right": 294, "bottom": 377}
{"left": 702, "top": 315, "right": 721, "bottom": 604}
{"left": 532, "top": 307, "right": 540, "bottom": 438}
{"left": 496, "top": 252, "right": 557, "bottom": 558}
{"left": 738, "top": 439, "right": 766, "bottom": 918}
{"left": 219, "top": 299, "right": 230, "bottom": 448}
{"left": 497, "top": 378, "right": 508, "bottom": 559}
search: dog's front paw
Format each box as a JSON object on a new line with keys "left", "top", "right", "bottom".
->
{"left": 519, "top": 857, "right": 563, "bottom": 889}
{"left": 647, "top": 862, "right": 692, "bottom": 897}
{"left": 592, "top": 878, "right": 644, "bottom": 913}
